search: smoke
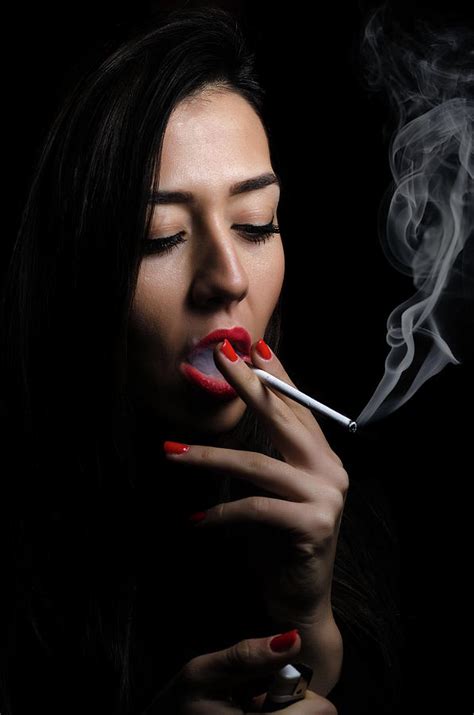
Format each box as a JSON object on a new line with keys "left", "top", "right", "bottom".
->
{"left": 356, "top": 8, "right": 474, "bottom": 426}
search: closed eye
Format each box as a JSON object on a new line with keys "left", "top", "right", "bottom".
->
{"left": 142, "top": 221, "right": 280, "bottom": 256}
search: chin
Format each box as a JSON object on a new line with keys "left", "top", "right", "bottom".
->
{"left": 169, "top": 397, "right": 247, "bottom": 444}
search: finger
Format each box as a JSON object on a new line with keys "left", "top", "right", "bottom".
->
{"left": 214, "top": 340, "right": 337, "bottom": 473}
{"left": 190, "top": 496, "right": 341, "bottom": 551}
{"left": 181, "top": 631, "right": 301, "bottom": 694}
{"left": 165, "top": 444, "right": 343, "bottom": 502}
{"left": 183, "top": 699, "right": 240, "bottom": 714}
{"left": 249, "top": 341, "right": 327, "bottom": 442}
{"left": 276, "top": 692, "right": 338, "bottom": 714}
{"left": 284, "top": 691, "right": 338, "bottom": 713}
{"left": 253, "top": 689, "right": 338, "bottom": 713}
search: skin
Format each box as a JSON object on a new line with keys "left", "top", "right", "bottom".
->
{"left": 127, "top": 87, "right": 284, "bottom": 444}
{"left": 128, "top": 86, "right": 346, "bottom": 700}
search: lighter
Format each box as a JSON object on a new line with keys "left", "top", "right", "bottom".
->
{"left": 260, "top": 661, "right": 313, "bottom": 712}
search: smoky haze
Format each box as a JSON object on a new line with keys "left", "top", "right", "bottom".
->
{"left": 356, "top": 9, "right": 474, "bottom": 427}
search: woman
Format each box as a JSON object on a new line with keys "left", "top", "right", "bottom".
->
{"left": 0, "top": 7, "right": 401, "bottom": 714}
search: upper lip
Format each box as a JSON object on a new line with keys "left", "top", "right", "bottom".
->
{"left": 186, "top": 326, "right": 252, "bottom": 360}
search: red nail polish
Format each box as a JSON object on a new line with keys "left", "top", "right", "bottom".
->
{"left": 163, "top": 441, "right": 189, "bottom": 455}
{"left": 220, "top": 338, "right": 239, "bottom": 362}
{"left": 269, "top": 629, "right": 299, "bottom": 652}
{"left": 256, "top": 339, "right": 272, "bottom": 360}
{"left": 189, "top": 511, "right": 207, "bottom": 524}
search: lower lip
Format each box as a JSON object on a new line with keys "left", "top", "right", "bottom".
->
{"left": 179, "top": 361, "right": 239, "bottom": 399}
{"left": 179, "top": 354, "right": 252, "bottom": 399}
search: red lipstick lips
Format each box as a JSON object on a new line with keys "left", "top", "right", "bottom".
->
{"left": 180, "top": 326, "right": 252, "bottom": 398}
{"left": 187, "top": 326, "right": 252, "bottom": 360}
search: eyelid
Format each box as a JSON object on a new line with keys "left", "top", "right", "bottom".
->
{"left": 150, "top": 220, "right": 277, "bottom": 241}
{"left": 142, "top": 218, "right": 280, "bottom": 256}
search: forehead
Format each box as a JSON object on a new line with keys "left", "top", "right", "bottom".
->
{"left": 156, "top": 90, "right": 273, "bottom": 192}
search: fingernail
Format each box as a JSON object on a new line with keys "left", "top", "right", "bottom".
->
{"left": 220, "top": 338, "right": 239, "bottom": 362}
{"left": 269, "top": 629, "right": 299, "bottom": 652}
{"left": 163, "top": 441, "right": 190, "bottom": 455}
{"left": 188, "top": 511, "right": 207, "bottom": 525}
{"left": 256, "top": 338, "right": 272, "bottom": 360}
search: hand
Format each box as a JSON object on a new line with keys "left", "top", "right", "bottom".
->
{"left": 165, "top": 338, "right": 349, "bottom": 635}
{"left": 140, "top": 629, "right": 337, "bottom": 714}
{"left": 252, "top": 690, "right": 338, "bottom": 714}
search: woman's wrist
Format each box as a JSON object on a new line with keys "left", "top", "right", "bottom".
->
{"left": 292, "top": 613, "right": 344, "bottom": 697}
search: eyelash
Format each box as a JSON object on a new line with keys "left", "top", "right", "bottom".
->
{"left": 142, "top": 221, "right": 280, "bottom": 256}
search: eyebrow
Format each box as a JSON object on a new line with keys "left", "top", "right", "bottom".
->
{"left": 148, "top": 171, "right": 281, "bottom": 205}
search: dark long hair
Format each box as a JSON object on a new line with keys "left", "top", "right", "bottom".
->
{"left": 0, "top": 7, "right": 400, "bottom": 714}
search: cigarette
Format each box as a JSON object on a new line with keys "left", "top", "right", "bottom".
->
{"left": 249, "top": 366, "right": 357, "bottom": 433}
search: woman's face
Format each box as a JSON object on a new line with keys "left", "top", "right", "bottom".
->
{"left": 128, "top": 89, "right": 285, "bottom": 443}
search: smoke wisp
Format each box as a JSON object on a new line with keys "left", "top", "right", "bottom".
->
{"left": 356, "top": 9, "right": 474, "bottom": 426}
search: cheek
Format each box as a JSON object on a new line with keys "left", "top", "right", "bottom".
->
{"left": 256, "top": 240, "right": 285, "bottom": 311}
{"left": 128, "top": 266, "right": 179, "bottom": 344}
{"left": 129, "top": 277, "right": 156, "bottom": 340}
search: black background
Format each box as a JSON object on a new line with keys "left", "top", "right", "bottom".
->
{"left": 4, "top": 1, "right": 473, "bottom": 711}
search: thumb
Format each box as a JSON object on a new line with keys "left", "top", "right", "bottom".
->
{"left": 185, "top": 628, "right": 301, "bottom": 692}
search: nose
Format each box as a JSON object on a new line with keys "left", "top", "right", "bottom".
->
{"left": 190, "top": 218, "right": 249, "bottom": 308}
